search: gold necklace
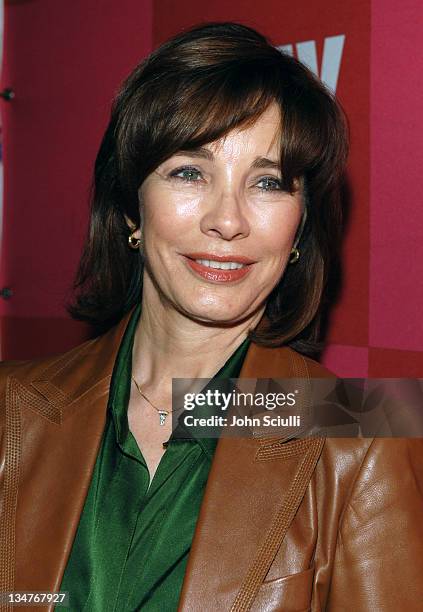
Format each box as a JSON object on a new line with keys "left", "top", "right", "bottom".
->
{"left": 131, "top": 375, "right": 172, "bottom": 426}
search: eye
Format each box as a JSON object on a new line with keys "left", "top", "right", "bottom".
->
{"left": 169, "top": 166, "right": 203, "bottom": 182}
{"left": 256, "top": 176, "right": 283, "bottom": 191}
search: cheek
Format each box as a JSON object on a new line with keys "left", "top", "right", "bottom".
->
{"left": 257, "top": 210, "right": 302, "bottom": 259}
{"left": 144, "top": 188, "right": 203, "bottom": 239}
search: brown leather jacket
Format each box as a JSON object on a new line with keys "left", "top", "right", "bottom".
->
{"left": 1, "top": 309, "right": 422, "bottom": 611}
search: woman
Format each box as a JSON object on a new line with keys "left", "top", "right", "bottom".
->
{"left": 1, "top": 22, "right": 422, "bottom": 612}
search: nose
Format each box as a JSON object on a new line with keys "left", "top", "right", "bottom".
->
{"left": 199, "top": 188, "right": 250, "bottom": 241}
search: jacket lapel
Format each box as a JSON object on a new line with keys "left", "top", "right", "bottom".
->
{"left": 177, "top": 345, "right": 325, "bottom": 611}
{"left": 11, "top": 377, "right": 110, "bottom": 594}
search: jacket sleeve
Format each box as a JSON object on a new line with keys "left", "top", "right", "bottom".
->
{"left": 327, "top": 438, "right": 423, "bottom": 611}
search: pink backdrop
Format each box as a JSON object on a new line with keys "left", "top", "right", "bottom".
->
{"left": 0, "top": 0, "right": 422, "bottom": 377}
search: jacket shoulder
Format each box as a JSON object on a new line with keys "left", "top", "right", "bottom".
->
{"left": 300, "top": 352, "right": 336, "bottom": 379}
{"left": 0, "top": 338, "right": 96, "bottom": 434}
{"left": 283, "top": 347, "right": 336, "bottom": 379}
{"left": 0, "top": 310, "right": 132, "bottom": 431}
{"left": 241, "top": 341, "right": 337, "bottom": 379}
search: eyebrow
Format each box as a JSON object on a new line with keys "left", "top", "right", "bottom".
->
{"left": 174, "top": 148, "right": 281, "bottom": 170}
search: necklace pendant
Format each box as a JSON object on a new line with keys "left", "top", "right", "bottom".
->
{"left": 158, "top": 410, "right": 169, "bottom": 426}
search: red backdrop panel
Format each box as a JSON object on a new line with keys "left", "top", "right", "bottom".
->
{"left": 0, "top": 0, "right": 153, "bottom": 359}
{"left": 369, "top": 348, "right": 423, "bottom": 378}
{"left": 369, "top": 0, "right": 423, "bottom": 353}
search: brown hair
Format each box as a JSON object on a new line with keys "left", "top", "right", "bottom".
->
{"left": 68, "top": 22, "right": 349, "bottom": 355}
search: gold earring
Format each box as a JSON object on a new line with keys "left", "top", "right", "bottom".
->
{"left": 128, "top": 231, "right": 141, "bottom": 250}
{"left": 289, "top": 247, "right": 300, "bottom": 264}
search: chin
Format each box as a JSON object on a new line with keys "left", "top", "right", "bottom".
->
{"left": 178, "top": 301, "right": 258, "bottom": 327}
{"left": 187, "top": 310, "right": 242, "bottom": 325}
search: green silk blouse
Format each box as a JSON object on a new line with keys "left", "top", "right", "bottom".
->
{"left": 58, "top": 303, "right": 250, "bottom": 611}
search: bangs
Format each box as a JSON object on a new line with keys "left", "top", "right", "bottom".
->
{"left": 115, "top": 54, "right": 347, "bottom": 199}
{"left": 170, "top": 65, "right": 277, "bottom": 149}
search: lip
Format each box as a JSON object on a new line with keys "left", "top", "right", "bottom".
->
{"left": 183, "top": 252, "right": 256, "bottom": 264}
{"left": 181, "top": 254, "right": 254, "bottom": 284}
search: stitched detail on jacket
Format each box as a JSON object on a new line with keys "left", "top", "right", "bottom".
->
{"left": 14, "top": 378, "right": 62, "bottom": 424}
{"left": 0, "top": 378, "right": 21, "bottom": 611}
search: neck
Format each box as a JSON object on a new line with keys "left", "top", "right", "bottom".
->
{"left": 131, "top": 281, "right": 265, "bottom": 394}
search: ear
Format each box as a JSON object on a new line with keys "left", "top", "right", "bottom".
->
{"left": 124, "top": 214, "right": 142, "bottom": 238}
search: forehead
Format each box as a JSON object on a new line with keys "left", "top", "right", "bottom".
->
{"left": 206, "top": 103, "right": 282, "bottom": 158}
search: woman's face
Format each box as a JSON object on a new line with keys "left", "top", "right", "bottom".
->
{"left": 136, "top": 103, "right": 304, "bottom": 325}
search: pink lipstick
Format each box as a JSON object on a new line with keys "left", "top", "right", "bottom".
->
{"left": 182, "top": 252, "right": 255, "bottom": 283}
